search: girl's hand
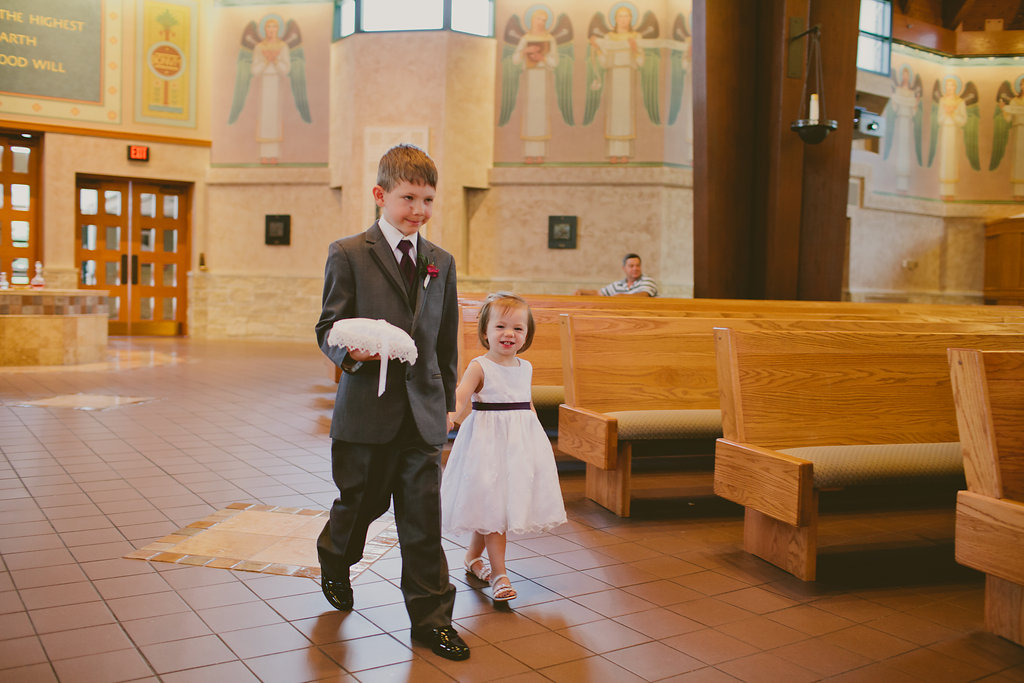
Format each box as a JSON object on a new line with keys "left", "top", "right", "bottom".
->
{"left": 446, "top": 413, "right": 456, "bottom": 433}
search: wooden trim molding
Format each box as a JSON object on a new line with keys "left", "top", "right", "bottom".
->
{"left": 0, "top": 120, "right": 211, "bottom": 147}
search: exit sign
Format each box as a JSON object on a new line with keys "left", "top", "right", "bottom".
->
{"left": 127, "top": 144, "right": 150, "bottom": 161}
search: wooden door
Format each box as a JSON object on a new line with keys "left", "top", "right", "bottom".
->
{"left": 75, "top": 177, "right": 190, "bottom": 335}
{"left": 0, "top": 131, "right": 42, "bottom": 285}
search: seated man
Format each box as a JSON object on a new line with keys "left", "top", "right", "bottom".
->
{"left": 578, "top": 253, "right": 658, "bottom": 297}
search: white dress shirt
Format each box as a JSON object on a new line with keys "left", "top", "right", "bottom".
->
{"left": 378, "top": 216, "right": 417, "bottom": 265}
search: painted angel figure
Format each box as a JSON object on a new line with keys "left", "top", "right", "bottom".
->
{"left": 227, "top": 15, "right": 311, "bottom": 165}
{"left": 989, "top": 76, "right": 1024, "bottom": 196}
{"left": 583, "top": 4, "right": 660, "bottom": 163}
{"left": 498, "top": 7, "right": 574, "bottom": 164}
{"left": 668, "top": 12, "right": 692, "bottom": 162}
{"left": 927, "top": 76, "right": 979, "bottom": 199}
{"left": 883, "top": 65, "right": 923, "bottom": 192}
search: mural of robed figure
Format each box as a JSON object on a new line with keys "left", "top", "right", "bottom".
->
{"left": 498, "top": 6, "right": 575, "bottom": 164}
{"left": 884, "top": 65, "right": 923, "bottom": 193}
{"left": 928, "top": 76, "right": 979, "bottom": 199}
{"left": 990, "top": 75, "right": 1024, "bottom": 197}
{"left": 228, "top": 15, "right": 311, "bottom": 165}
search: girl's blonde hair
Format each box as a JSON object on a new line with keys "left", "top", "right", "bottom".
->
{"left": 477, "top": 292, "right": 535, "bottom": 353}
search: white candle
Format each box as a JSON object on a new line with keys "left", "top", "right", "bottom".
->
{"left": 809, "top": 93, "right": 819, "bottom": 122}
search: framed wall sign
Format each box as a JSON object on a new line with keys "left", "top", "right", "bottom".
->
{"left": 265, "top": 215, "right": 291, "bottom": 245}
{"left": 548, "top": 215, "right": 577, "bottom": 249}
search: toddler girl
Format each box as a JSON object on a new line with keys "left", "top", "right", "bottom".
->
{"left": 441, "top": 292, "right": 567, "bottom": 602}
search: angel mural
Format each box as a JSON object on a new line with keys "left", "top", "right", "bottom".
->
{"left": 927, "top": 76, "right": 979, "bottom": 199}
{"left": 227, "top": 15, "right": 311, "bottom": 165}
{"left": 498, "top": 6, "right": 574, "bottom": 164}
{"left": 989, "top": 76, "right": 1024, "bottom": 196}
{"left": 583, "top": 4, "right": 660, "bottom": 163}
{"left": 667, "top": 13, "right": 690, "bottom": 127}
{"left": 669, "top": 12, "right": 692, "bottom": 163}
{"left": 883, "top": 65, "right": 923, "bottom": 192}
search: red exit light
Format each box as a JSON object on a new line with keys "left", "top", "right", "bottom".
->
{"left": 127, "top": 145, "right": 150, "bottom": 161}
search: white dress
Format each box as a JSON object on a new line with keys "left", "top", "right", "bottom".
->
{"left": 441, "top": 356, "right": 567, "bottom": 536}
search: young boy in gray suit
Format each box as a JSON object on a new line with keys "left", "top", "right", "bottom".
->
{"left": 314, "top": 144, "right": 467, "bottom": 661}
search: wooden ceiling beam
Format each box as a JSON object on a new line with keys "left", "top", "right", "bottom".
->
{"left": 943, "top": 0, "right": 977, "bottom": 29}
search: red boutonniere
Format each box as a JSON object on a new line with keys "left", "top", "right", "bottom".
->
{"left": 418, "top": 256, "right": 439, "bottom": 289}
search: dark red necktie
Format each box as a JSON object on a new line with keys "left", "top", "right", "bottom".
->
{"left": 397, "top": 240, "right": 416, "bottom": 291}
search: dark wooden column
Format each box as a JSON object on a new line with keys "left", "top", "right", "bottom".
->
{"left": 692, "top": 0, "right": 761, "bottom": 299}
{"left": 693, "top": 0, "right": 860, "bottom": 301}
{"left": 797, "top": 0, "right": 860, "bottom": 300}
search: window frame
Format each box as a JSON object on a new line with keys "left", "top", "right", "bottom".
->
{"left": 857, "top": 0, "right": 893, "bottom": 76}
{"left": 334, "top": 0, "right": 494, "bottom": 40}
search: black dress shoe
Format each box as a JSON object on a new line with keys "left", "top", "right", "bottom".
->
{"left": 410, "top": 625, "right": 470, "bottom": 661}
{"left": 321, "top": 576, "right": 353, "bottom": 611}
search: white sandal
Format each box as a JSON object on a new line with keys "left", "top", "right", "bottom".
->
{"left": 489, "top": 574, "right": 517, "bottom": 602}
{"left": 464, "top": 556, "right": 491, "bottom": 582}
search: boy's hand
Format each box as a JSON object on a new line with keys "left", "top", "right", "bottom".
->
{"left": 348, "top": 348, "right": 379, "bottom": 362}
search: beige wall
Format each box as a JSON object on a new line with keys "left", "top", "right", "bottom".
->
{"left": 38, "top": 133, "right": 210, "bottom": 289}
{"left": 329, "top": 31, "right": 496, "bottom": 265}
{"left": 12, "top": 1, "right": 1024, "bottom": 347}
{"left": 846, "top": 162, "right": 997, "bottom": 303}
{"left": 463, "top": 166, "right": 693, "bottom": 297}
{"left": 848, "top": 50, "right": 1024, "bottom": 304}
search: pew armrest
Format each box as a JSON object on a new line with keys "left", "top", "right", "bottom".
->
{"left": 956, "top": 490, "right": 1024, "bottom": 585}
{"left": 558, "top": 405, "right": 618, "bottom": 469}
{"left": 714, "top": 438, "right": 816, "bottom": 527}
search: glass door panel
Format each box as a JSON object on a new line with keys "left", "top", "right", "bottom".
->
{"left": 129, "top": 183, "right": 189, "bottom": 335}
{"left": 0, "top": 132, "right": 41, "bottom": 285}
{"left": 75, "top": 177, "right": 190, "bottom": 336}
{"left": 76, "top": 180, "right": 128, "bottom": 327}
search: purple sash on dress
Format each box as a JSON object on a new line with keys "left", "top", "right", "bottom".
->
{"left": 472, "top": 402, "right": 531, "bottom": 411}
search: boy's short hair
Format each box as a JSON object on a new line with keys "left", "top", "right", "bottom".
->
{"left": 623, "top": 253, "right": 641, "bottom": 265}
{"left": 376, "top": 144, "right": 437, "bottom": 191}
{"left": 477, "top": 292, "right": 535, "bottom": 353}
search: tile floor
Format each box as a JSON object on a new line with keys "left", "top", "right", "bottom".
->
{"left": 1, "top": 337, "right": 1023, "bottom": 682}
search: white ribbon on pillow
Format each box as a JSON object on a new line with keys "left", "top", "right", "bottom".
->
{"left": 327, "top": 318, "right": 418, "bottom": 396}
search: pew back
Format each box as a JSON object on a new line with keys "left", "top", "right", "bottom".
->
{"left": 559, "top": 316, "right": 1024, "bottom": 412}
{"left": 457, "top": 293, "right": 1024, "bottom": 323}
{"left": 949, "top": 349, "right": 1024, "bottom": 501}
{"left": 716, "top": 329, "right": 1024, "bottom": 450}
{"left": 948, "top": 348, "right": 1024, "bottom": 645}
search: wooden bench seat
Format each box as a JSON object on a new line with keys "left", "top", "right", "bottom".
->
{"left": 713, "top": 328, "right": 1024, "bottom": 581}
{"left": 948, "top": 348, "right": 1024, "bottom": 647}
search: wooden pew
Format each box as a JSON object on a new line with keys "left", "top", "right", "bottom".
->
{"left": 557, "top": 315, "right": 1024, "bottom": 517}
{"left": 557, "top": 315, "right": 722, "bottom": 516}
{"left": 458, "top": 293, "right": 1024, "bottom": 323}
{"left": 713, "top": 328, "right": 1024, "bottom": 581}
{"left": 362, "top": 295, "right": 1024, "bottom": 388}
{"left": 456, "top": 299, "right": 1021, "bottom": 410}
{"left": 948, "top": 348, "right": 1024, "bottom": 647}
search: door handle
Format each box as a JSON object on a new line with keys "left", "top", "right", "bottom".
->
{"left": 121, "top": 254, "right": 128, "bottom": 286}
{"left": 131, "top": 255, "right": 138, "bottom": 285}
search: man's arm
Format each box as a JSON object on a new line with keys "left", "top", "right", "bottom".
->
{"left": 633, "top": 277, "right": 658, "bottom": 297}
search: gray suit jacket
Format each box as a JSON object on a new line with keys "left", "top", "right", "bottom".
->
{"left": 316, "top": 223, "right": 459, "bottom": 445}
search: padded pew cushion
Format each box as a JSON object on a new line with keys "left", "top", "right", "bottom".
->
{"left": 532, "top": 385, "right": 564, "bottom": 410}
{"left": 605, "top": 409, "right": 723, "bottom": 440}
{"left": 780, "top": 442, "right": 963, "bottom": 489}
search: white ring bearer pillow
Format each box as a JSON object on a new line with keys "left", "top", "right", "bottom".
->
{"left": 327, "top": 318, "right": 418, "bottom": 396}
